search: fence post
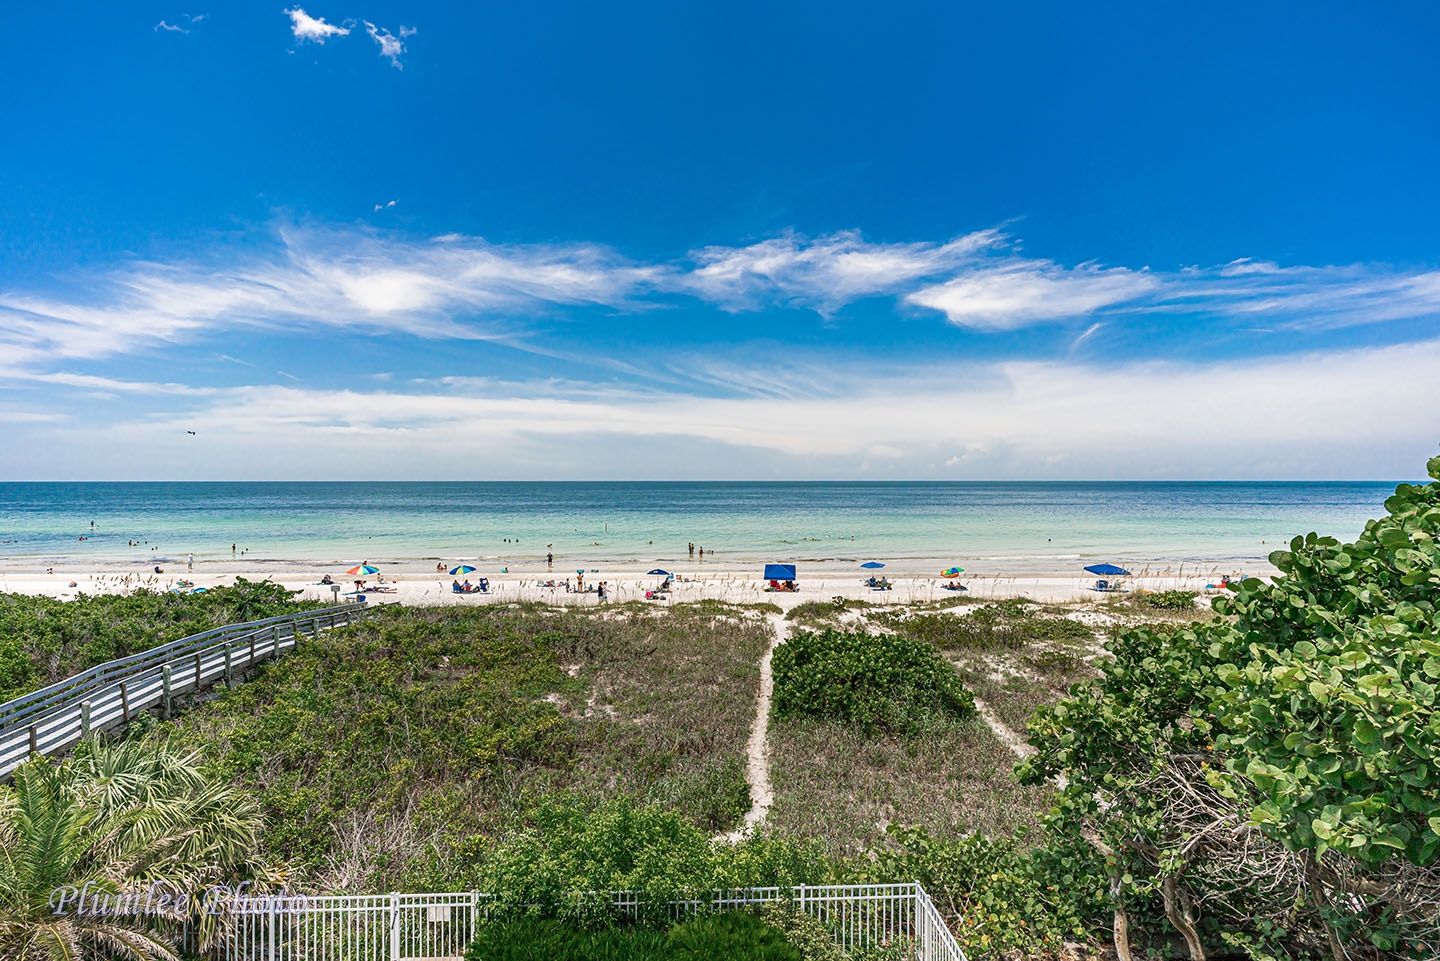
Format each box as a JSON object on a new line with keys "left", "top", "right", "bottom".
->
{"left": 28, "top": 724, "right": 37, "bottom": 753}
{"left": 162, "top": 665, "right": 173, "bottom": 720}
{"left": 194, "top": 651, "right": 203, "bottom": 692}
{"left": 269, "top": 895, "right": 278, "bottom": 961}
{"left": 390, "top": 892, "right": 401, "bottom": 961}
{"left": 120, "top": 681, "right": 131, "bottom": 723}
{"left": 225, "top": 646, "right": 234, "bottom": 686}
{"left": 80, "top": 700, "right": 91, "bottom": 738}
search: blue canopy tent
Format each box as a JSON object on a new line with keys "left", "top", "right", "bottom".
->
{"left": 1084, "top": 563, "right": 1130, "bottom": 576}
{"left": 763, "top": 564, "right": 797, "bottom": 581}
{"left": 1084, "top": 562, "right": 1131, "bottom": 593}
{"left": 860, "top": 561, "right": 885, "bottom": 569}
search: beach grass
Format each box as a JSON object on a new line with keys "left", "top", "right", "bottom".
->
{"left": 764, "top": 715, "right": 1051, "bottom": 856}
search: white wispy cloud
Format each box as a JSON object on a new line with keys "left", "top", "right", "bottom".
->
{"left": 285, "top": 7, "right": 349, "bottom": 43}
{"left": 0, "top": 227, "right": 663, "bottom": 366}
{"left": 6, "top": 224, "right": 1440, "bottom": 377}
{"left": 16, "top": 339, "right": 1440, "bottom": 480}
{"left": 683, "top": 229, "right": 1000, "bottom": 313}
{"left": 1165, "top": 261, "right": 1440, "bottom": 329}
{"left": 906, "top": 261, "right": 1159, "bottom": 330}
{"left": 374, "top": 199, "right": 397, "bottom": 212}
{"left": 155, "top": 20, "right": 188, "bottom": 34}
{"left": 364, "top": 21, "right": 413, "bottom": 68}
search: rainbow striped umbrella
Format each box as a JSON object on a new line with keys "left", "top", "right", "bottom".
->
{"left": 941, "top": 567, "right": 965, "bottom": 577}
{"left": 346, "top": 564, "right": 379, "bottom": 576}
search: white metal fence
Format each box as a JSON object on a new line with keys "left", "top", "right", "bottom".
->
{"left": 202, "top": 884, "right": 966, "bottom": 960}
{"left": 0, "top": 604, "right": 373, "bottom": 780}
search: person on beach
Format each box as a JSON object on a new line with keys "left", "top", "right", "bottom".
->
{"left": 187, "top": 552, "right": 194, "bottom": 571}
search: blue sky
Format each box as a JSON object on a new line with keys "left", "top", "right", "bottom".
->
{"left": 2, "top": 2, "right": 1438, "bottom": 479}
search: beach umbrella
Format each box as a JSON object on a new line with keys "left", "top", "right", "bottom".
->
{"left": 941, "top": 567, "right": 965, "bottom": 577}
{"left": 346, "top": 564, "right": 379, "bottom": 576}
{"left": 647, "top": 569, "right": 672, "bottom": 576}
{"left": 1084, "top": 563, "right": 1131, "bottom": 576}
{"left": 449, "top": 564, "right": 477, "bottom": 576}
{"left": 860, "top": 562, "right": 885, "bottom": 569}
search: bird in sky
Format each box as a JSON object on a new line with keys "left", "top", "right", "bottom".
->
{"left": 187, "top": 430, "right": 196, "bottom": 435}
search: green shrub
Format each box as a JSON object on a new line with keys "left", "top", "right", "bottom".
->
{"left": 1134, "top": 589, "right": 1198, "bottom": 611}
{"left": 771, "top": 628, "right": 976, "bottom": 733}
{"left": 1021, "top": 454, "right": 1440, "bottom": 958}
{"left": 464, "top": 912, "right": 801, "bottom": 961}
{"left": 478, "top": 797, "right": 833, "bottom": 926}
{"left": 870, "top": 825, "right": 1105, "bottom": 960}
{"left": 0, "top": 579, "right": 314, "bottom": 701}
{"left": 756, "top": 905, "right": 844, "bottom": 961}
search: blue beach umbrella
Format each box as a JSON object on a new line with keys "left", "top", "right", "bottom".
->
{"left": 860, "top": 561, "right": 885, "bottom": 569}
{"left": 449, "top": 565, "right": 477, "bottom": 576}
{"left": 1084, "top": 563, "right": 1131, "bottom": 576}
{"left": 647, "top": 569, "right": 672, "bottom": 576}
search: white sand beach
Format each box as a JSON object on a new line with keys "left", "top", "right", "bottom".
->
{"left": 0, "top": 556, "right": 1275, "bottom": 610}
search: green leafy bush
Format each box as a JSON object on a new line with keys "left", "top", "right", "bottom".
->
{"left": 464, "top": 912, "right": 801, "bottom": 961}
{"left": 869, "top": 825, "right": 1105, "bottom": 960}
{"left": 755, "top": 905, "right": 844, "bottom": 961}
{"left": 477, "top": 797, "right": 833, "bottom": 926}
{"left": 0, "top": 579, "right": 314, "bottom": 701}
{"left": 771, "top": 628, "right": 976, "bottom": 733}
{"left": 1021, "top": 454, "right": 1440, "bottom": 959}
{"left": 1134, "top": 589, "right": 1199, "bottom": 611}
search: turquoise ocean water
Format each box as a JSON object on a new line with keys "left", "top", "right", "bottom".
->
{"left": 0, "top": 481, "right": 1408, "bottom": 573}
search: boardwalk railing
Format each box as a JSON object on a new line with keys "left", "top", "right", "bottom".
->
{"left": 0, "top": 603, "right": 373, "bottom": 780}
{"left": 207, "top": 883, "right": 967, "bottom": 961}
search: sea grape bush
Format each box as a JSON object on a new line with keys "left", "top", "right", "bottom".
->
{"left": 869, "top": 825, "right": 1106, "bottom": 960}
{"left": 1213, "top": 485, "right": 1440, "bottom": 867}
{"left": 770, "top": 628, "right": 976, "bottom": 733}
{"left": 1021, "top": 454, "right": 1440, "bottom": 959}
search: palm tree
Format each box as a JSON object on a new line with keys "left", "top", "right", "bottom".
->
{"left": 0, "top": 738, "right": 269, "bottom": 961}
